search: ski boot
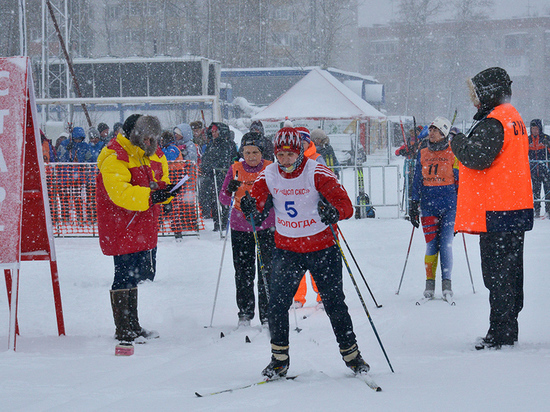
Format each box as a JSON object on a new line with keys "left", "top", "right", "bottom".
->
{"left": 341, "top": 344, "right": 370, "bottom": 374}
{"left": 262, "top": 345, "right": 289, "bottom": 379}
{"left": 423, "top": 279, "right": 435, "bottom": 298}
{"left": 442, "top": 279, "right": 453, "bottom": 299}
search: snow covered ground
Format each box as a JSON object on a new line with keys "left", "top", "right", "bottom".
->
{"left": 2, "top": 214, "right": 550, "bottom": 411}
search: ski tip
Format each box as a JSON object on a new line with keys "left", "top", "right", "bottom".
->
{"left": 194, "top": 392, "right": 203, "bottom": 397}
{"left": 374, "top": 386, "right": 382, "bottom": 392}
{"left": 415, "top": 301, "right": 420, "bottom": 305}
{"left": 245, "top": 335, "right": 251, "bottom": 343}
{"left": 220, "top": 332, "right": 225, "bottom": 338}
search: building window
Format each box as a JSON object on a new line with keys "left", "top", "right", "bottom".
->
{"left": 106, "top": 5, "right": 121, "bottom": 20}
{"left": 504, "top": 34, "right": 521, "bottom": 50}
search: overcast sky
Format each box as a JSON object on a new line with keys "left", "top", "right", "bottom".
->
{"left": 358, "top": 0, "right": 550, "bottom": 26}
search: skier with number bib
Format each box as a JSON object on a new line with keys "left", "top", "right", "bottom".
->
{"left": 240, "top": 127, "right": 370, "bottom": 379}
{"left": 219, "top": 132, "right": 275, "bottom": 328}
{"left": 409, "top": 116, "right": 459, "bottom": 300}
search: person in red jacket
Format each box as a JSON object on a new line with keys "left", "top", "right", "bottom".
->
{"left": 96, "top": 114, "right": 181, "bottom": 344}
{"left": 241, "top": 127, "right": 370, "bottom": 379}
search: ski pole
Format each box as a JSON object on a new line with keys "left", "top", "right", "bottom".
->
{"left": 209, "top": 172, "right": 238, "bottom": 327}
{"left": 329, "top": 225, "right": 394, "bottom": 373}
{"left": 292, "top": 303, "right": 302, "bottom": 333}
{"left": 336, "top": 226, "right": 382, "bottom": 308}
{"left": 396, "top": 225, "right": 415, "bottom": 295}
{"left": 213, "top": 169, "right": 224, "bottom": 239}
{"left": 248, "top": 212, "right": 270, "bottom": 303}
{"left": 462, "top": 233, "right": 476, "bottom": 294}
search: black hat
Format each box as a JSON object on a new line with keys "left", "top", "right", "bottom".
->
{"left": 240, "top": 131, "right": 264, "bottom": 153}
{"left": 250, "top": 120, "right": 264, "bottom": 135}
{"left": 530, "top": 119, "right": 543, "bottom": 130}
{"left": 122, "top": 114, "right": 142, "bottom": 137}
{"left": 98, "top": 122, "right": 109, "bottom": 133}
{"left": 471, "top": 67, "right": 512, "bottom": 110}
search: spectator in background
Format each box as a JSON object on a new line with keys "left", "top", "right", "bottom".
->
{"left": 396, "top": 125, "right": 427, "bottom": 219}
{"left": 160, "top": 130, "right": 183, "bottom": 161}
{"left": 40, "top": 129, "right": 56, "bottom": 163}
{"left": 199, "top": 122, "right": 238, "bottom": 231}
{"left": 55, "top": 132, "right": 68, "bottom": 155}
{"left": 86, "top": 127, "right": 104, "bottom": 224}
{"left": 160, "top": 130, "right": 184, "bottom": 239}
{"left": 98, "top": 122, "right": 110, "bottom": 143}
{"left": 250, "top": 120, "right": 274, "bottom": 161}
{"left": 190, "top": 120, "right": 207, "bottom": 152}
{"left": 57, "top": 126, "right": 92, "bottom": 224}
{"left": 58, "top": 126, "right": 92, "bottom": 163}
{"left": 111, "top": 122, "right": 123, "bottom": 140}
{"left": 528, "top": 119, "right": 550, "bottom": 218}
{"left": 88, "top": 127, "right": 105, "bottom": 163}
{"left": 311, "top": 128, "right": 340, "bottom": 178}
{"left": 173, "top": 123, "right": 198, "bottom": 162}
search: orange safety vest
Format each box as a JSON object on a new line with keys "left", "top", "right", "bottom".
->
{"left": 304, "top": 141, "right": 322, "bottom": 161}
{"left": 232, "top": 160, "right": 272, "bottom": 211}
{"left": 455, "top": 103, "right": 533, "bottom": 234}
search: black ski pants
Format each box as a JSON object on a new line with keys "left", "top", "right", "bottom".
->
{"left": 112, "top": 247, "right": 157, "bottom": 290}
{"left": 530, "top": 163, "right": 550, "bottom": 215}
{"left": 231, "top": 228, "right": 275, "bottom": 322}
{"left": 268, "top": 245, "right": 357, "bottom": 350}
{"left": 479, "top": 231, "right": 525, "bottom": 344}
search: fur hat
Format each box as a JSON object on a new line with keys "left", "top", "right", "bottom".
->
{"left": 190, "top": 121, "right": 203, "bottom": 130}
{"left": 310, "top": 128, "right": 328, "bottom": 145}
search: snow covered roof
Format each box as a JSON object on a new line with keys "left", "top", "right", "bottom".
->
{"left": 251, "top": 68, "right": 385, "bottom": 122}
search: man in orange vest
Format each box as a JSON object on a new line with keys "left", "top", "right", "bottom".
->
{"left": 451, "top": 67, "right": 533, "bottom": 350}
{"left": 528, "top": 119, "right": 550, "bottom": 218}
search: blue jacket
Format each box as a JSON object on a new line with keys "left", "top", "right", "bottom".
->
{"left": 58, "top": 139, "right": 93, "bottom": 163}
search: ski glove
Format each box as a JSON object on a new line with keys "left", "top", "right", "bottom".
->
{"left": 409, "top": 200, "right": 420, "bottom": 228}
{"left": 240, "top": 191, "right": 257, "bottom": 217}
{"left": 151, "top": 184, "right": 182, "bottom": 204}
{"left": 318, "top": 200, "right": 339, "bottom": 225}
{"left": 227, "top": 179, "right": 242, "bottom": 193}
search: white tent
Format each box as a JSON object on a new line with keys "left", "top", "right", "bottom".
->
{"left": 251, "top": 68, "right": 385, "bottom": 121}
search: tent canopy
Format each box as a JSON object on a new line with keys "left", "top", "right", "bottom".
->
{"left": 252, "top": 68, "right": 385, "bottom": 122}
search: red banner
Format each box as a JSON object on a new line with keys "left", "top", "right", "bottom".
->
{"left": 0, "top": 57, "right": 28, "bottom": 264}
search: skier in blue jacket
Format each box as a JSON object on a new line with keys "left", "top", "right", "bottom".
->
{"left": 409, "top": 117, "right": 458, "bottom": 300}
